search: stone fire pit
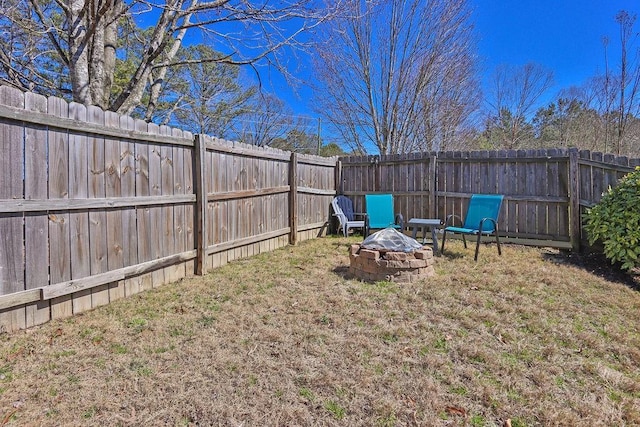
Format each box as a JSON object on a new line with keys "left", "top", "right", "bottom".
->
{"left": 348, "top": 228, "right": 435, "bottom": 283}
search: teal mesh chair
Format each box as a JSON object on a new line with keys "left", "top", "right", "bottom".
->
{"left": 364, "top": 194, "right": 404, "bottom": 235}
{"left": 441, "top": 194, "right": 504, "bottom": 261}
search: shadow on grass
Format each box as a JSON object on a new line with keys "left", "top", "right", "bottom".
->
{"left": 332, "top": 266, "right": 350, "bottom": 278}
{"left": 542, "top": 250, "right": 640, "bottom": 291}
{"left": 437, "top": 250, "right": 465, "bottom": 260}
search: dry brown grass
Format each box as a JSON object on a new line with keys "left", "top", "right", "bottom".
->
{"left": 1, "top": 237, "right": 640, "bottom": 426}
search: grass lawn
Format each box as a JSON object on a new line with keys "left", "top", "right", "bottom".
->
{"left": 1, "top": 237, "right": 639, "bottom": 426}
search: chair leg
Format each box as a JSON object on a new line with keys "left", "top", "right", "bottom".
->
{"left": 495, "top": 232, "right": 502, "bottom": 256}
{"left": 342, "top": 225, "right": 347, "bottom": 237}
{"left": 431, "top": 227, "right": 439, "bottom": 253}
{"left": 462, "top": 234, "right": 467, "bottom": 249}
{"left": 441, "top": 230, "right": 447, "bottom": 253}
{"left": 474, "top": 233, "right": 482, "bottom": 261}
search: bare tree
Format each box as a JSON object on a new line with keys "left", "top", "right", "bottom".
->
{"left": 566, "top": 10, "right": 640, "bottom": 156}
{"left": 0, "top": 0, "right": 342, "bottom": 116}
{"left": 565, "top": 76, "right": 617, "bottom": 152}
{"left": 484, "top": 62, "right": 554, "bottom": 149}
{"left": 612, "top": 11, "right": 640, "bottom": 154}
{"left": 420, "top": 52, "right": 481, "bottom": 151}
{"left": 231, "top": 94, "right": 292, "bottom": 147}
{"left": 153, "top": 45, "right": 256, "bottom": 136}
{"left": 313, "top": 0, "right": 479, "bottom": 155}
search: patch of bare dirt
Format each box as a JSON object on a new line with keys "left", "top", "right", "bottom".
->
{"left": 543, "top": 248, "right": 640, "bottom": 290}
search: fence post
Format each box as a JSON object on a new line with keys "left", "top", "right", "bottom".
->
{"left": 429, "top": 153, "right": 438, "bottom": 218}
{"left": 374, "top": 155, "right": 381, "bottom": 192}
{"left": 335, "top": 159, "right": 342, "bottom": 195}
{"left": 289, "top": 152, "right": 298, "bottom": 245}
{"left": 568, "top": 148, "right": 581, "bottom": 251}
{"left": 194, "top": 134, "right": 207, "bottom": 274}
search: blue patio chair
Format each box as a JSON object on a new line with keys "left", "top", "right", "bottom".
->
{"left": 364, "top": 193, "right": 404, "bottom": 235}
{"left": 331, "top": 195, "right": 368, "bottom": 237}
{"left": 441, "top": 194, "right": 504, "bottom": 261}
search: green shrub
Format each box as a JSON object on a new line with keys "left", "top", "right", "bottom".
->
{"left": 584, "top": 166, "right": 640, "bottom": 270}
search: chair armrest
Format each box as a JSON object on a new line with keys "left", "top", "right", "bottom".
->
{"left": 332, "top": 211, "right": 347, "bottom": 225}
{"left": 395, "top": 213, "right": 404, "bottom": 230}
{"left": 478, "top": 217, "right": 498, "bottom": 234}
{"left": 444, "top": 214, "right": 462, "bottom": 227}
{"left": 352, "top": 212, "right": 368, "bottom": 219}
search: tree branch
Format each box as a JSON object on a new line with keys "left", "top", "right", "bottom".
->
{"left": 27, "top": 0, "right": 70, "bottom": 66}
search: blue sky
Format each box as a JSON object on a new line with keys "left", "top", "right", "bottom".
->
{"left": 472, "top": 0, "right": 640, "bottom": 102}
{"left": 269, "top": 0, "right": 640, "bottom": 122}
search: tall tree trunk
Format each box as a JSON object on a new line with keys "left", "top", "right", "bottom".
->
{"left": 89, "top": 6, "right": 106, "bottom": 109}
{"left": 145, "top": 4, "right": 194, "bottom": 121}
{"left": 68, "top": 0, "right": 92, "bottom": 105}
{"left": 111, "top": 0, "right": 184, "bottom": 114}
{"left": 101, "top": 6, "right": 120, "bottom": 108}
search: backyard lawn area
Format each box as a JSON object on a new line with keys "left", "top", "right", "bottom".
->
{"left": 0, "top": 237, "right": 639, "bottom": 426}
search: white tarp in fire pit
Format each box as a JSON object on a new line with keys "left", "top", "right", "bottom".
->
{"left": 361, "top": 227, "right": 423, "bottom": 253}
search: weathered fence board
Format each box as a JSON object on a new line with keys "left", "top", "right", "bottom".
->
{"left": 148, "top": 124, "right": 165, "bottom": 288}
{"left": 68, "top": 102, "right": 92, "bottom": 314}
{"left": 173, "top": 138, "right": 186, "bottom": 277}
{"left": 135, "top": 118, "right": 153, "bottom": 292}
{"left": 182, "top": 130, "right": 195, "bottom": 275}
{"left": 47, "top": 96, "right": 73, "bottom": 320}
{"left": 161, "top": 128, "right": 176, "bottom": 282}
{"left": 105, "top": 111, "right": 126, "bottom": 302}
{"left": 24, "top": 92, "right": 50, "bottom": 327}
{"left": 88, "top": 105, "right": 110, "bottom": 309}
{"left": 0, "top": 86, "right": 25, "bottom": 331}
{"left": 120, "top": 115, "right": 141, "bottom": 297}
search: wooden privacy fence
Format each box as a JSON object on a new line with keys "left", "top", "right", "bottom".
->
{"left": 0, "top": 87, "right": 336, "bottom": 333}
{"left": 340, "top": 149, "right": 640, "bottom": 249}
{"left": 1, "top": 85, "right": 639, "bottom": 333}
{"left": 194, "top": 135, "right": 336, "bottom": 272}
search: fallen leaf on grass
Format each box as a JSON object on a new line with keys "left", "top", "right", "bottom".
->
{"left": 445, "top": 405, "right": 466, "bottom": 417}
{"left": 404, "top": 395, "right": 416, "bottom": 407}
{"left": 2, "top": 409, "right": 18, "bottom": 425}
{"left": 5, "top": 347, "right": 24, "bottom": 362}
{"left": 48, "top": 328, "right": 63, "bottom": 345}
